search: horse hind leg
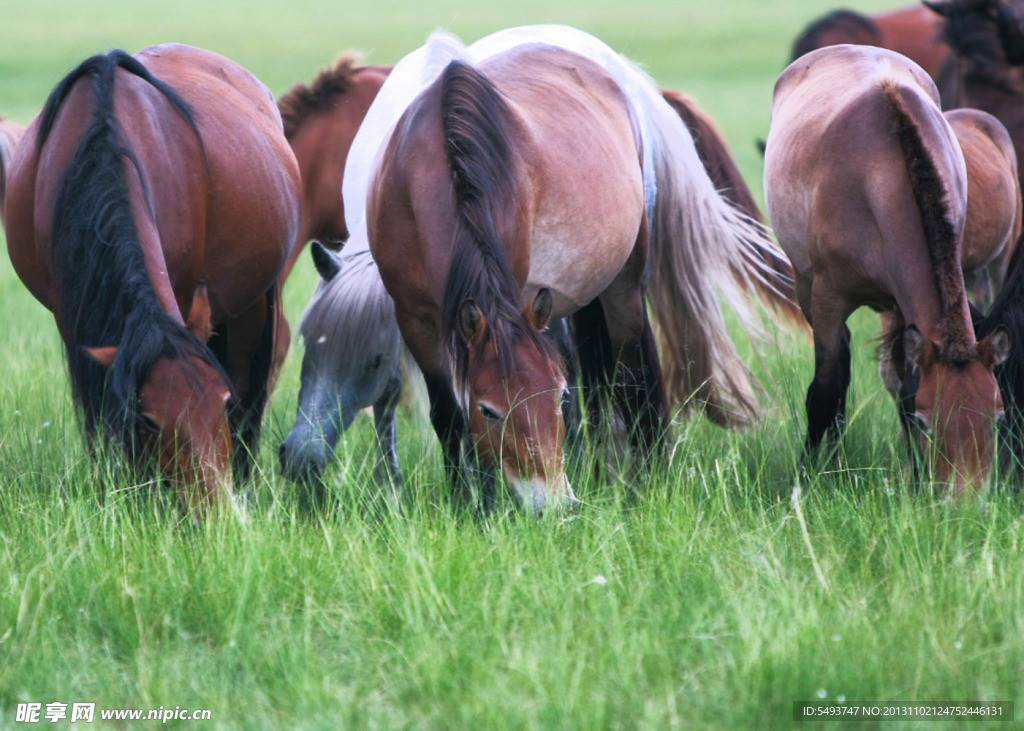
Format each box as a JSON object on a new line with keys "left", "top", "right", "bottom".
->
{"left": 596, "top": 279, "right": 670, "bottom": 475}
{"left": 215, "top": 288, "right": 278, "bottom": 482}
{"left": 804, "top": 284, "right": 854, "bottom": 461}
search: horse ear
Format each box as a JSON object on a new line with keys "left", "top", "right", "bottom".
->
{"left": 923, "top": 1, "right": 951, "bottom": 17}
{"left": 311, "top": 241, "right": 342, "bottom": 282}
{"left": 85, "top": 346, "right": 118, "bottom": 369}
{"left": 525, "top": 288, "right": 553, "bottom": 332}
{"left": 186, "top": 282, "right": 214, "bottom": 343}
{"left": 458, "top": 300, "right": 487, "bottom": 348}
{"left": 904, "top": 325, "right": 935, "bottom": 367}
{"left": 980, "top": 326, "right": 1011, "bottom": 368}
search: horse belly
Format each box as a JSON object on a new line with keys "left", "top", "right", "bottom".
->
{"left": 526, "top": 219, "right": 638, "bottom": 320}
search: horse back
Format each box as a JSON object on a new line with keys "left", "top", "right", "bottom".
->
{"left": 6, "top": 45, "right": 299, "bottom": 326}
{"left": 476, "top": 46, "right": 645, "bottom": 317}
{"left": 370, "top": 45, "right": 644, "bottom": 322}
{"left": 131, "top": 45, "right": 301, "bottom": 320}
{"left": 766, "top": 46, "right": 964, "bottom": 304}
{"left": 875, "top": 5, "right": 949, "bottom": 78}
{"left": 945, "top": 107, "right": 1022, "bottom": 272}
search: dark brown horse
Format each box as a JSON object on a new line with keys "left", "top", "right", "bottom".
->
{"left": 3, "top": 46, "right": 300, "bottom": 518}
{"left": 0, "top": 117, "right": 24, "bottom": 223}
{"left": 790, "top": 5, "right": 953, "bottom": 101}
{"left": 765, "top": 44, "right": 1009, "bottom": 494}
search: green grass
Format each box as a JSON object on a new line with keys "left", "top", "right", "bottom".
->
{"left": 3, "top": 0, "right": 1024, "bottom": 728}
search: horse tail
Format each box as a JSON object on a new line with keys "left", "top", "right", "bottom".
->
{"left": 880, "top": 78, "right": 971, "bottom": 357}
{"left": 635, "top": 84, "right": 792, "bottom": 427}
{"left": 41, "top": 51, "right": 212, "bottom": 443}
{"left": 661, "top": 89, "right": 808, "bottom": 334}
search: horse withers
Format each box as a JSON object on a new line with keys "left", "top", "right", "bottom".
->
{"left": 764, "top": 44, "right": 1010, "bottom": 494}
{"left": 3, "top": 46, "right": 300, "bottom": 519}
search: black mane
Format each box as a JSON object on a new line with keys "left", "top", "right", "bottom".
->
{"left": 40, "top": 50, "right": 228, "bottom": 456}
{"left": 438, "top": 60, "right": 557, "bottom": 389}
{"left": 939, "top": 0, "right": 1022, "bottom": 94}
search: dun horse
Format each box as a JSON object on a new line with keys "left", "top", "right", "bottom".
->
{"left": 764, "top": 44, "right": 1010, "bottom": 493}
{"left": 3, "top": 46, "right": 300, "bottom": 518}
{"left": 362, "top": 27, "right": 792, "bottom": 513}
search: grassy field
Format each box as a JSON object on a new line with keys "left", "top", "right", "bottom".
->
{"left": 3, "top": 0, "right": 1024, "bottom": 728}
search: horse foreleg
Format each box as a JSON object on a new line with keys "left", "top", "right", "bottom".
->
{"left": 372, "top": 371, "right": 404, "bottom": 502}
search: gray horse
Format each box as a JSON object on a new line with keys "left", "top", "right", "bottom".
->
{"left": 279, "top": 242, "right": 407, "bottom": 489}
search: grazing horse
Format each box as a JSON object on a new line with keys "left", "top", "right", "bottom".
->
{"left": 277, "top": 78, "right": 803, "bottom": 491}
{"left": 764, "top": 44, "right": 1010, "bottom": 493}
{"left": 3, "top": 46, "right": 300, "bottom": 518}
{"left": 361, "top": 27, "right": 788, "bottom": 514}
{"left": 0, "top": 117, "right": 24, "bottom": 222}
{"left": 790, "top": 5, "right": 953, "bottom": 102}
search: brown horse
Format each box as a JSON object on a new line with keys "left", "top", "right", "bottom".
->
{"left": 3, "top": 46, "right": 300, "bottom": 518}
{"left": 790, "top": 5, "right": 953, "bottom": 101}
{"left": 948, "top": 106, "right": 1022, "bottom": 305}
{"left": 764, "top": 44, "right": 1010, "bottom": 493}
{"left": 269, "top": 56, "right": 390, "bottom": 374}
{"left": 367, "top": 33, "right": 781, "bottom": 513}
{"left": 277, "top": 55, "right": 391, "bottom": 282}
{"left": 0, "top": 117, "right": 24, "bottom": 222}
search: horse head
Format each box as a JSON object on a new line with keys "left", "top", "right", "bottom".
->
{"left": 88, "top": 283, "right": 234, "bottom": 518}
{"left": 902, "top": 324, "right": 1010, "bottom": 492}
{"left": 456, "top": 288, "right": 575, "bottom": 515}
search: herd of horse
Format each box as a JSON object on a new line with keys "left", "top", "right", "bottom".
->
{"left": 3, "top": 0, "right": 1024, "bottom": 518}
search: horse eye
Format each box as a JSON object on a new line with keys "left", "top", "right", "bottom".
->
{"left": 478, "top": 403, "right": 503, "bottom": 422}
{"left": 911, "top": 414, "right": 930, "bottom": 435}
{"left": 139, "top": 413, "right": 160, "bottom": 433}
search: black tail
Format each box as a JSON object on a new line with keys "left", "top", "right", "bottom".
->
{"left": 41, "top": 50, "right": 220, "bottom": 450}
{"left": 38, "top": 50, "right": 198, "bottom": 154}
